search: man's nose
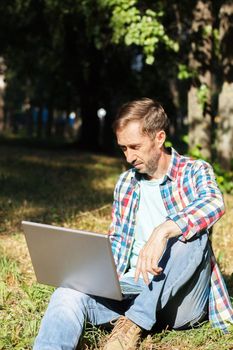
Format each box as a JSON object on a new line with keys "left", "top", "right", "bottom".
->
{"left": 125, "top": 149, "right": 136, "bottom": 164}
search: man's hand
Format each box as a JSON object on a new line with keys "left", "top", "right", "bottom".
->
{"left": 134, "top": 220, "right": 182, "bottom": 285}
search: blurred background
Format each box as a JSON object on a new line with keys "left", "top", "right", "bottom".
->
{"left": 0, "top": 0, "right": 232, "bottom": 170}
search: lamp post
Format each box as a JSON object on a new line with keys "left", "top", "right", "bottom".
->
{"left": 97, "top": 107, "right": 106, "bottom": 147}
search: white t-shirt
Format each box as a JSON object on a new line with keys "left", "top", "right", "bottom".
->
{"left": 123, "top": 176, "right": 167, "bottom": 278}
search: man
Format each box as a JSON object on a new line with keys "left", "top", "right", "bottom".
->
{"left": 33, "top": 98, "right": 233, "bottom": 350}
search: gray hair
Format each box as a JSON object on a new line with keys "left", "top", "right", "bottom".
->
{"left": 113, "top": 98, "right": 169, "bottom": 139}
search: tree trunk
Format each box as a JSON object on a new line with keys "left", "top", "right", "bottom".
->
{"left": 79, "top": 94, "right": 100, "bottom": 151}
{"left": 0, "top": 89, "right": 4, "bottom": 132}
{"left": 0, "top": 58, "right": 6, "bottom": 132}
{"left": 216, "top": 2, "right": 233, "bottom": 170}
{"left": 188, "top": 0, "right": 213, "bottom": 160}
{"left": 78, "top": 45, "right": 103, "bottom": 152}
{"left": 188, "top": 85, "right": 211, "bottom": 153}
{"left": 217, "top": 82, "right": 233, "bottom": 169}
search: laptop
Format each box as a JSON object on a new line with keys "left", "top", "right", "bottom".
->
{"left": 22, "top": 221, "right": 124, "bottom": 300}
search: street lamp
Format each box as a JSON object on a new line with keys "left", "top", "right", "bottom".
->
{"left": 97, "top": 108, "right": 106, "bottom": 146}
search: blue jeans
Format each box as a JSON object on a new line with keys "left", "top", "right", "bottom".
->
{"left": 33, "top": 233, "right": 210, "bottom": 350}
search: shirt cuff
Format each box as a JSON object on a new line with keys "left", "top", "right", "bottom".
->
{"left": 166, "top": 214, "right": 189, "bottom": 241}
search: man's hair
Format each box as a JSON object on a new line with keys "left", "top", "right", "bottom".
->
{"left": 113, "top": 98, "right": 169, "bottom": 139}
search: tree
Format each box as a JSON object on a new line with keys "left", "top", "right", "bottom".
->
{"left": 98, "top": 0, "right": 183, "bottom": 138}
{"left": 0, "top": 0, "right": 144, "bottom": 150}
{"left": 0, "top": 0, "right": 232, "bottom": 161}
{"left": 187, "top": 0, "right": 213, "bottom": 160}
{"left": 216, "top": 1, "right": 233, "bottom": 169}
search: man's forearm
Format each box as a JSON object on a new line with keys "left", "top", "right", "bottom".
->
{"left": 155, "top": 219, "right": 182, "bottom": 240}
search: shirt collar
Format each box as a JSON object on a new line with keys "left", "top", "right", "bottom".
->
{"left": 165, "top": 147, "right": 181, "bottom": 182}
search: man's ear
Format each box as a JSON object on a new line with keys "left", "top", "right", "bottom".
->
{"left": 155, "top": 130, "right": 166, "bottom": 148}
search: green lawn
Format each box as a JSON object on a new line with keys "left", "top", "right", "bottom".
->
{"left": 0, "top": 145, "right": 233, "bottom": 350}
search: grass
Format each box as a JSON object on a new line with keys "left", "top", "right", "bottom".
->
{"left": 0, "top": 144, "right": 233, "bottom": 349}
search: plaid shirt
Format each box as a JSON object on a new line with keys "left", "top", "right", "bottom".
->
{"left": 109, "top": 148, "right": 233, "bottom": 332}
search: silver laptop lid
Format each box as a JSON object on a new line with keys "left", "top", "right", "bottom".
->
{"left": 22, "top": 221, "right": 122, "bottom": 301}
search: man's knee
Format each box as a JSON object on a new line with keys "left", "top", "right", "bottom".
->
{"left": 49, "top": 287, "right": 91, "bottom": 311}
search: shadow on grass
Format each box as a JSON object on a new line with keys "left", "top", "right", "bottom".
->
{"left": 0, "top": 145, "right": 122, "bottom": 233}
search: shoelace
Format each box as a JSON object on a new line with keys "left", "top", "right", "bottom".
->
{"left": 108, "top": 317, "right": 140, "bottom": 344}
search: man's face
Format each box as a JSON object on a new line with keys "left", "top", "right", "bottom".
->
{"left": 116, "top": 121, "right": 165, "bottom": 178}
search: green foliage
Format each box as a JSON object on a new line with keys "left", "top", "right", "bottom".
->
{"left": 213, "top": 28, "right": 220, "bottom": 58}
{"left": 100, "top": 0, "right": 178, "bottom": 64}
{"left": 178, "top": 64, "right": 193, "bottom": 80}
{"left": 0, "top": 256, "right": 53, "bottom": 350}
{"left": 80, "top": 321, "right": 108, "bottom": 349}
{"left": 202, "top": 24, "right": 213, "bottom": 38}
{"left": 164, "top": 140, "right": 172, "bottom": 148}
{"left": 197, "top": 83, "right": 209, "bottom": 111}
{"left": 150, "top": 322, "right": 233, "bottom": 350}
{"left": 0, "top": 255, "right": 20, "bottom": 279}
{"left": 213, "top": 162, "right": 233, "bottom": 195}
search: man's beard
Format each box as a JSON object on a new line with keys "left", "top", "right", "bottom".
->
{"left": 137, "top": 153, "right": 160, "bottom": 177}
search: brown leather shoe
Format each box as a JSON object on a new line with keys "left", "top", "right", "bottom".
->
{"left": 103, "top": 316, "right": 142, "bottom": 350}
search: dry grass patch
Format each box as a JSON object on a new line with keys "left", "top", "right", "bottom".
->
{"left": 0, "top": 146, "right": 233, "bottom": 349}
